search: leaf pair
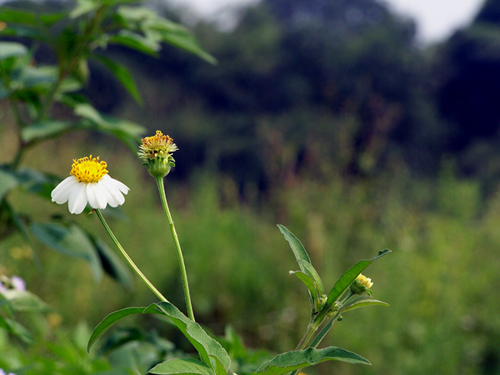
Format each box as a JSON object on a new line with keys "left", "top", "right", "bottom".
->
{"left": 279, "top": 224, "right": 390, "bottom": 318}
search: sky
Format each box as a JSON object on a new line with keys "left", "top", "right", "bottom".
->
{"left": 168, "top": 0, "right": 486, "bottom": 44}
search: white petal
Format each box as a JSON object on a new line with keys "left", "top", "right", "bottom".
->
{"left": 100, "top": 181, "right": 121, "bottom": 207}
{"left": 100, "top": 175, "right": 128, "bottom": 207}
{"left": 51, "top": 176, "right": 78, "bottom": 204}
{"left": 68, "top": 183, "right": 88, "bottom": 214}
{"left": 104, "top": 175, "right": 130, "bottom": 194}
{"left": 86, "top": 183, "right": 107, "bottom": 209}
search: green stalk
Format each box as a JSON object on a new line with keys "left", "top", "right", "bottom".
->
{"left": 95, "top": 209, "right": 168, "bottom": 303}
{"left": 155, "top": 177, "right": 195, "bottom": 321}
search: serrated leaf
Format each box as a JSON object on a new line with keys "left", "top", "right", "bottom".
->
{"left": 92, "top": 54, "right": 142, "bottom": 104}
{"left": 254, "top": 347, "right": 370, "bottom": 375}
{"left": 149, "top": 357, "right": 214, "bottom": 375}
{"left": 277, "top": 225, "right": 311, "bottom": 271}
{"left": 324, "top": 249, "right": 391, "bottom": 310}
{"left": 0, "top": 41, "right": 28, "bottom": 61}
{"left": 30, "top": 222, "right": 103, "bottom": 282}
{"left": 156, "top": 302, "right": 231, "bottom": 375}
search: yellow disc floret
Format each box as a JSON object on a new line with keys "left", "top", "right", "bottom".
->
{"left": 138, "top": 130, "right": 178, "bottom": 160}
{"left": 70, "top": 155, "right": 108, "bottom": 183}
{"left": 138, "top": 130, "right": 178, "bottom": 179}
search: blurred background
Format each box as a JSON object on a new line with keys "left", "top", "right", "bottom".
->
{"left": 2, "top": 0, "right": 500, "bottom": 373}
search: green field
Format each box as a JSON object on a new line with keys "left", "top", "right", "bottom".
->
{"left": 2, "top": 132, "right": 500, "bottom": 374}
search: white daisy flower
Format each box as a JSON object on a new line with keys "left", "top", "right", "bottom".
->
{"left": 51, "top": 155, "right": 129, "bottom": 214}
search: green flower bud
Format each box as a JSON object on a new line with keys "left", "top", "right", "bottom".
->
{"left": 138, "top": 130, "right": 178, "bottom": 179}
{"left": 350, "top": 274, "right": 373, "bottom": 295}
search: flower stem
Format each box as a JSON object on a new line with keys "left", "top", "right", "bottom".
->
{"left": 95, "top": 209, "right": 169, "bottom": 303}
{"left": 155, "top": 177, "right": 195, "bottom": 321}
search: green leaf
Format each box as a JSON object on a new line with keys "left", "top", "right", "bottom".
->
{"left": 0, "top": 315, "right": 33, "bottom": 343}
{"left": 160, "top": 31, "right": 217, "bottom": 65}
{"left": 21, "top": 120, "right": 74, "bottom": 143}
{"left": 39, "top": 12, "right": 67, "bottom": 27}
{"left": 324, "top": 249, "right": 391, "bottom": 309}
{"left": 297, "top": 259, "right": 324, "bottom": 295}
{"left": 0, "top": 41, "right": 28, "bottom": 61}
{"left": 0, "top": 8, "right": 37, "bottom": 26}
{"left": 1, "top": 290, "right": 50, "bottom": 312}
{"left": 89, "top": 234, "right": 134, "bottom": 290}
{"left": 108, "top": 31, "right": 159, "bottom": 57}
{"left": 74, "top": 103, "right": 145, "bottom": 150}
{"left": 70, "top": 0, "right": 100, "bottom": 19}
{"left": 289, "top": 270, "right": 320, "bottom": 311}
{"left": 277, "top": 225, "right": 311, "bottom": 271}
{"left": 30, "top": 222, "right": 103, "bottom": 282}
{"left": 0, "top": 168, "right": 19, "bottom": 201}
{"left": 149, "top": 357, "right": 214, "bottom": 375}
{"left": 223, "top": 325, "right": 247, "bottom": 360}
{"left": 16, "top": 66, "right": 57, "bottom": 90}
{"left": 254, "top": 347, "right": 370, "bottom": 375}
{"left": 156, "top": 302, "right": 231, "bottom": 375}
{"left": 87, "top": 305, "right": 161, "bottom": 352}
{"left": 15, "top": 168, "right": 60, "bottom": 201}
{"left": 342, "top": 296, "right": 390, "bottom": 313}
{"left": 92, "top": 54, "right": 143, "bottom": 104}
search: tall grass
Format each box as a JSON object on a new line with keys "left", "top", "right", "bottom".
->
{"left": 2, "top": 130, "right": 500, "bottom": 374}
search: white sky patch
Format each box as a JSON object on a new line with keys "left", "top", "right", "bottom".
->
{"left": 382, "top": 0, "right": 485, "bottom": 43}
{"left": 167, "top": 0, "right": 485, "bottom": 43}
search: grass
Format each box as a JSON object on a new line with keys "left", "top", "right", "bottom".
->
{"left": 2, "top": 128, "right": 500, "bottom": 374}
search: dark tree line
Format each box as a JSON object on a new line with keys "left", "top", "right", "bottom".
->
{"left": 6, "top": 0, "right": 500, "bottom": 195}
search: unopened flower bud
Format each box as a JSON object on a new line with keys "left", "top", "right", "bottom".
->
{"left": 350, "top": 274, "right": 373, "bottom": 295}
{"left": 138, "top": 130, "right": 178, "bottom": 179}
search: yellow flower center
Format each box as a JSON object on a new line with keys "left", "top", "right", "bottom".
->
{"left": 70, "top": 155, "right": 108, "bottom": 183}
{"left": 138, "top": 130, "right": 177, "bottom": 159}
{"left": 356, "top": 274, "right": 373, "bottom": 289}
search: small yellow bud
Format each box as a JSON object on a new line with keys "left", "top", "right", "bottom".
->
{"left": 350, "top": 274, "right": 373, "bottom": 295}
